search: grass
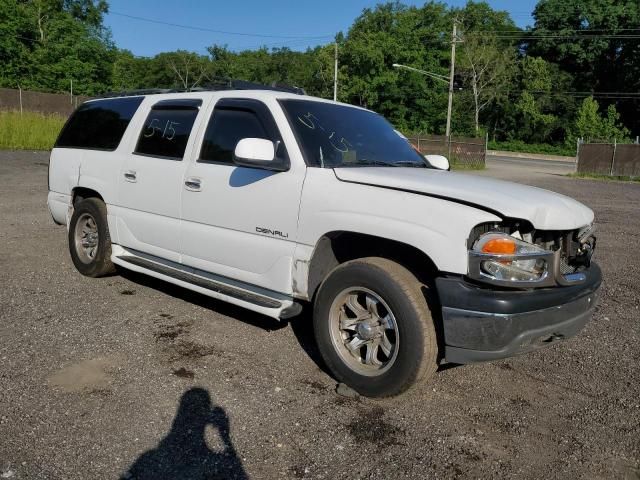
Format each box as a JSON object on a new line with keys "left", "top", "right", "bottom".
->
{"left": 0, "top": 111, "right": 65, "bottom": 150}
{"left": 568, "top": 172, "right": 640, "bottom": 183}
{"left": 488, "top": 140, "right": 576, "bottom": 157}
{"left": 451, "top": 162, "right": 485, "bottom": 171}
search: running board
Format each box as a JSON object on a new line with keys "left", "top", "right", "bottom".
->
{"left": 111, "top": 247, "right": 302, "bottom": 320}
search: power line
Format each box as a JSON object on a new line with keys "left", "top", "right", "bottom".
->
{"left": 503, "top": 35, "right": 640, "bottom": 39}
{"left": 468, "top": 27, "right": 640, "bottom": 34}
{"left": 109, "top": 11, "right": 334, "bottom": 40}
{"left": 465, "top": 31, "right": 640, "bottom": 40}
{"left": 502, "top": 90, "right": 640, "bottom": 99}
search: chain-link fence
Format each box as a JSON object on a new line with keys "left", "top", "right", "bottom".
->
{"left": 405, "top": 134, "right": 486, "bottom": 169}
{"left": 577, "top": 141, "right": 640, "bottom": 177}
{"left": 0, "top": 88, "right": 89, "bottom": 117}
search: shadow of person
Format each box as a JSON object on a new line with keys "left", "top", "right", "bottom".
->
{"left": 121, "top": 388, "right": 248, "bottom": 480}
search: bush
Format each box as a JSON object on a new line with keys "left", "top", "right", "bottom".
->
{"left": 0, "top": 111, "right": 65, "bottom": 150}
{"left": 488, "top": 140, "right": 576, "bottom": 157}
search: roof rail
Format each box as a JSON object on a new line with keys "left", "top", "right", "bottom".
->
{"left": 98, "top": 88, "right": 178, "bottom": 98}
{"left": 97, "top": 79, "right": 306, "bottom": 99}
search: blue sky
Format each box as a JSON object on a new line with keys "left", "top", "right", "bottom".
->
{"left": 104, "top": 0, "right": 537, "bottom": 57}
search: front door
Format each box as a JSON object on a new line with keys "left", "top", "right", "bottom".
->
{"left": 180, "top": 98, "right": 305, "bottom": 293}
{"left": 117, "top": 98, "right": 203, "bottom": 262}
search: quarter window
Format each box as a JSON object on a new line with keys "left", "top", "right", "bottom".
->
{"left": 199, "top": 108, "right": 269, "bottom": 164}
{"left": 55, "top": 96, "right": 143, "bottom": 151}
{"left": 135, "top": 100, "right": 202, "bottom": 159}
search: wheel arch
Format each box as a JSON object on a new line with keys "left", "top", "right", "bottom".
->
{"left": 305, "top": 231, "right": 440, "bottom": 302}
{"left": 71, "top": 186, "right": 104, "bottom": 206}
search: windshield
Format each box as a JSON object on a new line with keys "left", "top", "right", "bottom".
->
{"left": 279, "top": 99, "right": 429, "bottom": 168}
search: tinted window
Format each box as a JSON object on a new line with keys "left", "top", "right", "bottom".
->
{"left": 280, "top": 99, "right": 428, "bottom": 168}
{"left": 135, "top": 103, "right": 200, "bottom": 159}
{"left": 135, "top": 99, "right": 202, "bottom": 159}
{"left": 199, "top": 108, "right": 269, "bottom": 163}
{"left": 55, "top": 97, "right": 143, "bottom": 150}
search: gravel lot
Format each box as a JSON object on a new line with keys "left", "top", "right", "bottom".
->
{"left": 1, "top": 150, "right": 639, "bottom": 479}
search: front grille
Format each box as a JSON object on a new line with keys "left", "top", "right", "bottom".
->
{"left": 560, "top": 256, "right": 577, "bottom": 274}
{"left": 533, "top": 227, "right": 595, "bottom": 274}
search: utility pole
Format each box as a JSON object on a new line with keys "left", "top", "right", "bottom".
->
{"left": 18, "top": 83, "right": 23, "bottom": 116}
{"left": 333, "top": 42, "right": 338, "bottom": 102}
{"left": 70, "top": 78, "right": 73, "bottom": 105}
{"left": 445, "top": 20, "right": 458, "bottom": 139}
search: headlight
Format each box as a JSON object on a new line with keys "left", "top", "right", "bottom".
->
{"left": 468, "top": 232, "right": 554, "bottom": 285}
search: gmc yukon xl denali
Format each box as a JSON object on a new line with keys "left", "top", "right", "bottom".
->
{"left": 47, "top": 83, "right": 601, "bottom": 397}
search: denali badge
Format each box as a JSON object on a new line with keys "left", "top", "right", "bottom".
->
{"left": 256, "top": 227, "right": 289, "bottom": 239}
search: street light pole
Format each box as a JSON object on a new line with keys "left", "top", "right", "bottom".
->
{"left": 445, "top": 20, "right": 458, "bottom": 139}
{"left": 392, "top": 63, "right": 449, "bottom": 84}
{"left": 393, "top": 53, "right": 457, "bottom": 137}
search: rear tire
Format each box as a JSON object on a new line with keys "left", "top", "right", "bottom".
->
{"left": 68, "top": 198, "right": 116, "bottom": 277}
{"left": 313, "top": 257, "right": 438, "bottom": 397}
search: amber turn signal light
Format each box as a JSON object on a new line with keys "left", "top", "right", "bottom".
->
{"left": 481, "top": 237, "right": 517, "bottom": 254}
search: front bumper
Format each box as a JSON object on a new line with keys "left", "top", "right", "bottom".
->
{"left": 436, "top": 263, "right": 602, "bottom": 364}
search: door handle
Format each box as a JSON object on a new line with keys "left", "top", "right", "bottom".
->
{"left": 184, "top": 177, "right": 202, "bottom": 191}
{"left": 124, "top": 170, "right": 137, "bottom": 182}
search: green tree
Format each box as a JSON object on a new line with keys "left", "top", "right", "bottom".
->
{"left": 1, "top": 0, "right": 115, "bottom": 94}
{"left": 340, "top": 2, "right": 452, "bottom": 132}
{"left": 0, "top": 0, "right": 34, "bottom": 87}
{"left": 574, "top": 96, "right": 629, "bottom": 142}
{"left": 459, "top": 34, "right": 516, "bottom": 134}
{"left": 516, "top": 91, "right": 557, "bottom": 142}
{"left": 111, "top": 50, "right": 146, "bottom": 91}
{"left": 529, "top": 0, "right": 640, "bottom": 135}
{"left": 163, "top": 50, "right": 211, "bottom": 90}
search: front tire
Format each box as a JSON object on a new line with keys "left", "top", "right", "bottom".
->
{"left": 313, "top": 257, "right": 438, "bottom": 397}
{"left": 68, "top": 198, "right": 116, "bottom": 277}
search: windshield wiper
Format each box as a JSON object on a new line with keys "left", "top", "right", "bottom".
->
{"left": 391, "top": 161, "right": 427, "bottom": 168}
{"left": 345, "top": 160, "right": 399, "bottom": 167}
{"left": 339, "top": 160, "right": 427, "bottom": 168}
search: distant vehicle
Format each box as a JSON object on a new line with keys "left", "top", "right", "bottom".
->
{"left": 47, "top": 82, "right": 601, "bottom": 397}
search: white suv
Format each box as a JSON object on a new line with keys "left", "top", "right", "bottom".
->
{"left": 48, "top": 83, "right": 601, "bottom": 397}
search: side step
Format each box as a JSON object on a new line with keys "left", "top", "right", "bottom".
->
{"left": 117, "top": 254, "right": 282, "bottom": 308}
{"left": 111, "top": 247, "right": 302, "bottom": 320}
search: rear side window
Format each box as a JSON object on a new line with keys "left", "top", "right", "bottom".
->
{"left": 135, "top": 99, "right": 202, "bottom": 160}
{"left": 55, "top": 97, "right": 144, "bottom": 150}
{"left": 200, "top": 109, "right": 269, "bottom": 163}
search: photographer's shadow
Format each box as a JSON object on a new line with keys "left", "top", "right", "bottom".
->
{"left": 121, "top": 388, "right": 248, "bottom": 480}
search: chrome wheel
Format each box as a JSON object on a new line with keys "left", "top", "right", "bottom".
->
{"left": 73, "top": 212, "right": 99, "bottom": 264}
{"left": 328, "top": 287, "right": 399, "bottom": 376}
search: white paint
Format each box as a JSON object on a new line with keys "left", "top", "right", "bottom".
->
{"left": 333, "top": 167, "right": 594, "bottom": 230}
{"left": 48, "top": 89, "right": 595, "bottom": 317}
{"left": 234, "top": 137, "right": 275, "bottom": 162}
{"left": 424, "top": 154, "right": 450, "bottom": 171}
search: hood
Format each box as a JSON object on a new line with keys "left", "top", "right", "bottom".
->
{"left": 333, "top": 167, "right": 594, "bottom": 230}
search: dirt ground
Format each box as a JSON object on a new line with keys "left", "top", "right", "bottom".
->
{"left": 1, "top": 151, "right": 639, "bottom": 479}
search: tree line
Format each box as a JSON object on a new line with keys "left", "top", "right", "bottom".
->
{"left": 1, "top": 0, "right": 639, "bottom": 148}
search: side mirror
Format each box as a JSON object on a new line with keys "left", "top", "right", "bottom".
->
{"left": 425, "top": 154, "right": 450, "bottom": 171}
{"left": 233, "top": 138, "right": 288, "bottom": 171}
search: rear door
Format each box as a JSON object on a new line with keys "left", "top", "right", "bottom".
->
{"left": 116, "top": 98, "right": 204, "bottom": 262}
{"left": 180, "top": 98, "right": 306, "bottom": 293}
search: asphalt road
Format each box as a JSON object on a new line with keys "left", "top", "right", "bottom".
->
{"left": 1, "top": 151, "right": 639, "bottom": 479}
{"left": 486, "top": 154, "right": 577, "bottom": 173}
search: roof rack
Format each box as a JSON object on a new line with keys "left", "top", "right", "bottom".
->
{"left": 98, "top": 88, "right": 178, "bottom": 98}
{"left": 98, "top": 79, "right": 306, "bottom": 99}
